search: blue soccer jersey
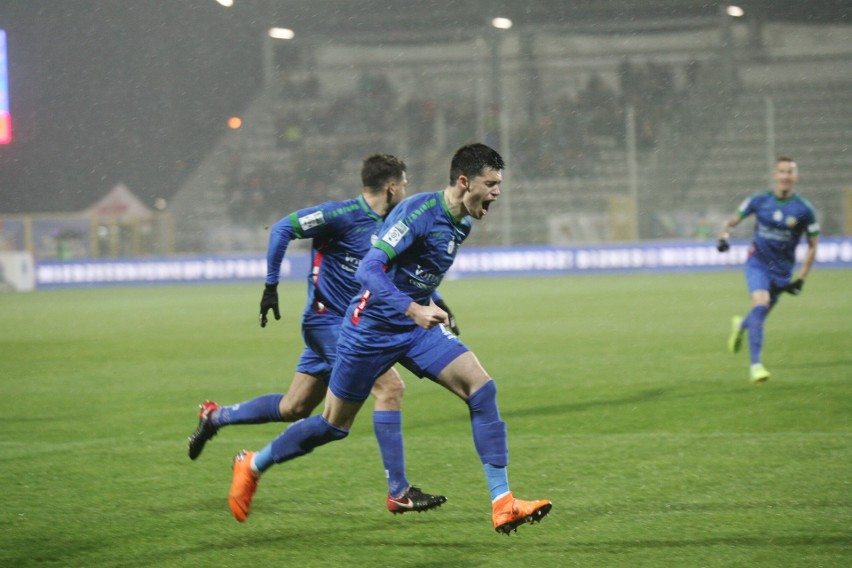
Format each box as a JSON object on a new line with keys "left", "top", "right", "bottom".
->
{"left": 349, "top": 191, "right": 471, "bottom": 329}
{"left": 737, "top": 191, "right": 819, "bottom": 276}
{"left": 266, "top": 194, "right": 383, "bottom": 318}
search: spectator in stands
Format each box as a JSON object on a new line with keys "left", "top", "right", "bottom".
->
{"left": 685, "top": 59, "right": 702, "bottom": 92}
{"left": 577, "top": 73, "right": 621, "bottom": 141}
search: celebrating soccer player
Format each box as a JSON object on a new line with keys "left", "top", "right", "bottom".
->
{"left": 227, "top": 143, "right": 552, "bottom": 534}
{"left": 189, "top": 153, "right": 449, "bottom": 514}
{"left": 717, "top": 157, "right": 819, "bottom": 384}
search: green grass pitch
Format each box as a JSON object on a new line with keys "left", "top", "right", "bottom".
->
{"left": 1, "top": 269, "right": 849, "bottom": 567}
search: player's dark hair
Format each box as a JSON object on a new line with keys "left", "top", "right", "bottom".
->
{"left": 776, "top": 156, "right": 795, "bottom": 164}
{"left": 449, "top": 143, "right": 504, "bottom": 185}
{"left": 361, "top": 153, "right": 407, "bottom": 193}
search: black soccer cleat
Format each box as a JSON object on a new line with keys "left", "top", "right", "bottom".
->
{"left": 187, "top": 400, "right": 220, "bottom": 460}
{"left": 386, "top": 486, "right": 447, "bottom": 514}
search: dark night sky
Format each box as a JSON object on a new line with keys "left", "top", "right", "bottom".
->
{"left": 0, "top": 0, "right": 847, "bottom": 214}
{"left": 0, "top": 1, "right": 263, "bottom": 213}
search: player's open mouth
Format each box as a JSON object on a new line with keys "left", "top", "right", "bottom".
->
{"left": 482, "top": 200, "right": 494, "bottom": 215}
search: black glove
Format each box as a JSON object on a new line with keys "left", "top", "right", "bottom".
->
{"left": 784, "top": 278, "right": 804, "bottom": 296}
{"left": 716, "top": 238, "right": 730, "bottom": 252}
{"left": 259, "top": 283, "right": 280, "bottom": 327}
{"left": 434, "top": 298, "right": 460, "bottom": 336}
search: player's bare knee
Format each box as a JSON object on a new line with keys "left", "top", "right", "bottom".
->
{"left": 372, "top": 374, "right": 404, "bottom": 407}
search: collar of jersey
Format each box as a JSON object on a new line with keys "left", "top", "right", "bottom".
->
{"left": 357, "top": 194, "right": 383, "bottom": 221}
{"left": 439, "top": 190, "right": 466, "bottom": 227}
{"left": 767, "top": 190, "right": 798, "bottom": 204}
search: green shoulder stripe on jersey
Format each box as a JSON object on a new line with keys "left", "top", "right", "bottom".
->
{"left": 401, "top": 195, "right": 438, "bottom": 225}
{"left": 288, "top": 212, "right": 303, "bottom": 238}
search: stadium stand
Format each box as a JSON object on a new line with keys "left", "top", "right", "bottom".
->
{"left": 169, "top": 19, "right": 851, "bottom": 251}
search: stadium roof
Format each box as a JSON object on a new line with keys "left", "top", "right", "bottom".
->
{"left": 253, "top": 0, "right": 847, "bottom": 40}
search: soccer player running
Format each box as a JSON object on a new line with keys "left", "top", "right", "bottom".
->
{"left": 188, "top": 153, "right": 453, "bottom": 514}
{"left": 716, "top": 156, "right": 819, "bottom": 384}
{"left": 227, "top": 143, "right": 552, "bottom": 534}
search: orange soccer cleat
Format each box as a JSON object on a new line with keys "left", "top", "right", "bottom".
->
{"left": 228, "top": 450, "right": 260, "bottom": 522}
{"left": 491, "top": 492, "right": 552, "bottom": 534}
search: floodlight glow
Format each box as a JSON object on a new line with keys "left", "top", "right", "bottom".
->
{"left": 727, "top": 5, "right": 744, "bottom": 17}
{"left": 216, "top": 0, "right": 234, "bottom": 7}
{"left": 491, "top": 17, "right": 513, "bottom": 30}
{"left": 268, "top": 27, "right": 295, "bottom": 40}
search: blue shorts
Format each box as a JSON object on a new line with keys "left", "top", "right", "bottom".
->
{"left": 295, "top": 317, "right": 343, "bottom": 383}
{"left": 330, "top": 321, "right": 469, "bottom": 402}
{"left": 744, "top": 257, "right": 791, "bottom": 302}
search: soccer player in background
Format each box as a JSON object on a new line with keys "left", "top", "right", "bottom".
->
{"left": 716, "top": 156, "right": 819, "bottom": 384}
{"left": 227, "top": 143, "right": 552, "bottom": 534}
{"left": 188, "top": 153, "right": 453, "bottom": 513}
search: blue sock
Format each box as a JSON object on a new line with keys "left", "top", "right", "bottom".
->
{"left": 251, "top": 415, "right": 348, "bottom": 473}
{"left": 747, "top": 305, "right": 769, "bottom": 365}
{"left": 467, "top": 380, "right": 510, "bottom": 498}
{"left": 467, "top": 380, "right": 501, "bottom": 424}
{"left": 252, "top": 445, "right": 275, "bottom": 473}
{"left": 213, "top": 394, "right": 283, "bottom": 427}
{"left": 373, "top": 410, "right": 408, "bottom": 497}
{"left": 484, "top": 464, "right": 510, "bottom": 501}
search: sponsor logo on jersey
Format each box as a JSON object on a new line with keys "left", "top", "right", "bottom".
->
{"left": 298, "top": 211, "right": 325, "bottom": 231}
{"left": 382, "top": 221, "right": 409, "bottom": 247}
{"left": 411, "top": 265, "right": 442, "bottom": 287}
{"left": 773, "top": 209, "right": 783, "bottom": 222}
{"left": 342, "top": 253, "right": 361, "bottom": 273}
{"left": 757, "top": 223, "right": 791, "bottom": 242}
